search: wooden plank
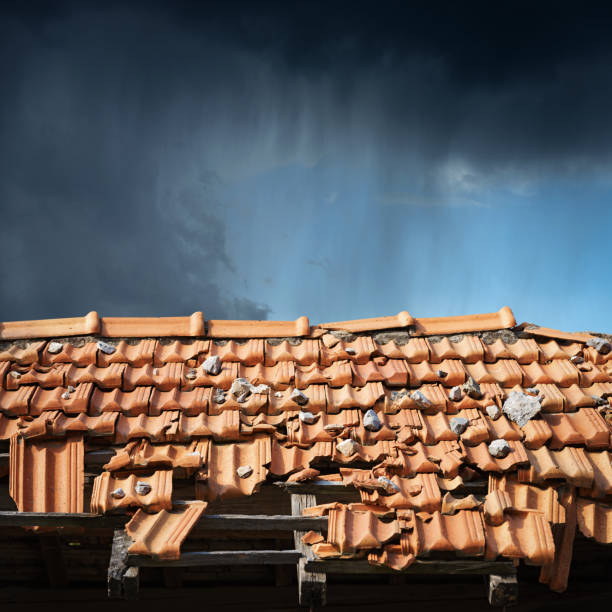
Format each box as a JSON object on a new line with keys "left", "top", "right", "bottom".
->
{"left": 306, "top": 559, "right": 517, "bottom": 575}
{"left": 488, "top": 572, "right": 518, "bottom": 607}
{"left": 108, "top": 529, "right": 139, "bottom": 599}
{"left": 39, "top": 534, "right": 68, "bottom": 588}
{"left": 292, "top": 493, "right": 327, "bottom": 608}
{"left": 128, "top": 550, "right": 302, "bottom": 567}
{"left": 277, "top": 480, "right": 487, "bottom": 494}
{"left": 0, "top": 511, "right": 327, "bottom": 531}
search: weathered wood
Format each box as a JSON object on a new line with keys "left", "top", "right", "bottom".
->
{"left": 108, "top": 529, "right": 139, "bottom": 599}
{"left": 488, "top": 573, "right": 518, "bottom": 607}
{"left": 128, "top": 550, "right": 302, "bottom": 567}
{"left": 0, "top": 511, "right": 327, "bottom": 531}
{"left": 292, "top": 493, "right": 327, "bottom": 608}
{"left": 277, "top": 480, "right": 487, "bottom": 494}
{"left": 39, "top": 534, "right": 68, "bottom": 588}
{"left": 306, "top": 558, "right": 517, "bottom": 575}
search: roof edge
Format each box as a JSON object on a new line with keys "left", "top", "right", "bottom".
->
{"left": 412, "top": 306, "right": 516, "bottom": 336}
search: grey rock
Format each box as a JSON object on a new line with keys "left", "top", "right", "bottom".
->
{"left": 251, "top": 384, "right": 270, "bottom": 394}
{"left": 503, "top": 391, "right": 542, "bottom": 427}
{"left": 488, "top": 439, "right": 511, "bottom": 458}
{"left": 61, "top": 391, "right": 71, "bottom": 400}
{"left": 485, "top": 404, "right": 501, "bottom": 420}
{"left": 67, "top": 385, "right": 76, "bottom": 393}
{"left": 274, "top": 391, "right": 283, "bottom": 398}
{"left": 236, "top": 465, "right": 253, "bottom": 479}
{"left": 237, "top": 391, "right": 250, "bottom": 403}
{"left": 587, "top": 337, "right": 612, "bottom": 355}
{"left": 363, "top": 409, "right": 382, "bottom": 432}
{"left": 110, "top": 488, "right": 125, "bottom": 499}
{"left": 336, "top": 438, "right": 359, "bottom": 456}
{"left": 185, "top": 369, "right": 197, "bottom": 380}
{"left": 290, "top": 388, "right": 309, "bottom": 406}
{"left": 525, "top": 387, "right": 539, "bottom": 395}
{"left": 134, "top": 481, "right": 151, "bottom": 496}
{"left": 570, "top": 355, "right": 584, "bottom": 364}
{"left": 299, "top": 411, "right": 317, "bottom": 424}
{"left": 449, "top": 416, "right": 469, "bottom": 435}
{"left": 324, "top": 424, "right": 345, "bottom": 433}
{"left": 202, "top": 355, "right": 222, "bottom": 376}
{"left": 47, "top": 341, "right": 63, "bottom": 354}
{"left": 436, "top": 370, "right": 448, "bottom": 379}
{"left": 410, "top": 390, "right": 432, "bottom": 409}
{"left": 97, "top": 340, "right": 116, "bottom": 355}
{"left": 230, "top": 378, "right": 251, "bottom": 397}
{"left": 345, "top": 347, "right": 357, "bottom": 356}
{"left": 449, "top": 386, "right": 463, "bottom": 402}
{"left": 377, "top": 476, "right": 400, "bottom": 494}
{"left": 462, "top": 376, "right": 482, "bottom": 399}
{"left": 213, "top": 388, "right": 226, "bottom": 404}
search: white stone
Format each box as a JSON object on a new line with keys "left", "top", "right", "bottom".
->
{"left": 363, "top": 409, "right": 382, "bottom": 432}
{"left": 410, "top": 390, "right": 432, "bottom": 409}
{"left": 67, "top": 385, "right": 76, "bottom": 393}
{"left": 324, "top": 424, "right": 345, "bottom": 433}
{"left": 450, "top": 416, "right": 469, "bottom": 435}
{"left": 503, "top": 391, "right": 542, "bottom": 427}
{"left": 236, "top": 465, "right": 253, "bottom": 479}
{"left": 97, "top": 340, "right": 116, "bottom": 355}
{"left": 462, "top": 376, "right": 482, "bottom": 399}
{"left": 236, "top": 391, "right": 249, "bottom": 403}
{"left": 449, "top": 386, "right": 463, "bottom": 402}
{"left": 134, "top": 481, "right": 151, "bottom": 496}
{"left": 47, "top": 341, "right": 63, "bottom": 354}
{"left": 485, "top": 404, "right": 501, "bottom": 420}
{"left": 290, "top": 388, "right": 309, "bottom": 406}
{"left": 202, "top": 355, "right": 221, "bottom": 375}
{"left": 110, "top": 488, "right": 125, "bottom": 499}
{"left": 9, "top": 371, "right": 20, "bottom": 379}
{"left": 213, "top": 389, "right": 226, "bottom": 404}
{"left": 230, "top": 378, "right": 251, "bottom": 397}
{"left": 336, "top": 438, "right": 359, "bottom": 456}
{"left": 251, "top": 384, "right": 270, "bottom": 394}
{"left": 61, "top": 391, "right": 70, "bottom": 400}
{"left": 488, "top": 439, "right": 511, "bottom": 458}
{"left": 274, "top": 391, "right": 283, "bottom": 398}
{"left": 345, "top": 347, "right": 356, "bottom": 355}
{"left": 299, "top": 411, "right": 317, "bottom": 424}
{"left": 185, "top": 369, "right": 197, "bottom": 380}
{"left": 377, "top": 476, "right": 400, "bottom": 494}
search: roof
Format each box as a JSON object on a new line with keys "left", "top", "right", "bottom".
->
{"left": 1, "top": 306, "right": 611, "bottom": 595}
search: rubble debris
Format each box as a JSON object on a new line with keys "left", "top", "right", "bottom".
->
{"left": 488, "top": 439, "right": 511, "bottom": 458}
{"left": 202, "top": 355, "right": 221, "bottom": 376}
{"left": 441, "top": 492, "right": 482, "bottom": 515}
{"left": 449, "top": 386, "right": 463, "bottom": 402}
{"left": 410, "top": 390, "right": 432, "bottom": 409}
{"left": 213, "top": 388, "right": 226, "bottom": 404}
{"left": 230, "top": 378, "right": 251, "bottom": 397}
{"left": 449, "top": 417, "right": 469, "bottom": 435}
{"left": 236, "top": 465, "right": 253, "bottom": 479}
{"left": 290, "top": 388, "right": 309, "bottom": 406}
{"left": 503, "top": 391, "right": 542, "bottom": 427}
{"left": 363, "top": 409, "right": 382, "bottom": 432}
{"left": 97, "top": 341, "right": 116, "bottom": 355}
{"left": 525, "top": 387, "right": 539, "bottom": 395}
{"left": 462, "top": 376, "right": 482, "bottom": 399}
{"left": 377, "top": 476, "right": 400, "bottom": 494}
{"left": 586, "top": 337, "right": 612, "bottom": 355}
{"left": 236, "top": 391, "right": 249, "bottom": 403}
{"left": 61, "top": 391, "right": 70, "bottom": 400}
{"left": 185, "top": 369, "right": 197, "bottom": 380}
{"left": 110, "top": 488, "right": 125, "bottom": 499}
{"left": 570, "top": 355, "right": 584, "bottom": 364}
{"left": 299, "top": 410, "right": 317, "bottom": 424}
{"left": 134, "top": 481, "right": 151, "bottom": 496}
{"left": 336, "top": 438, "right": 359, "bottom": 457}
{"left": 486, "top": 404, "right": 501, "bottom": 420}
{"left": 47, "top": 341, "right": 63, "bottom": 354}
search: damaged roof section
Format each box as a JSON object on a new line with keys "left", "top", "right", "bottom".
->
{"left": 0, "top": 305, "right": 611, "bottom": 593}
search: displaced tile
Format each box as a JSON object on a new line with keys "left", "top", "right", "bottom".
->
{"left": 412, "top": 307, "right": 516, "bottom": 336}
{"left": 100, "top": 312, "right": 205, "bottom": 337}
{"left": 319, "top": 311, "right": 414, "bottom": 333}
{"left": 576, "top": 497, "right": 612, "bottom": 543}
{"left": 0, "top": 387, "right": 34, "bottom": 417}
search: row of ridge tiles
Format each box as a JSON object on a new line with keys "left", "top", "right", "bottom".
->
{"left": 0, "top": 307, "right": 521, "bottom": 340}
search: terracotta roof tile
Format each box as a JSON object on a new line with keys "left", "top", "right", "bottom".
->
{"left": 264, "top": 339, "right": 319, "bottom": 366}
{"left": 30, "top": 383, "right": 93, "bottom": 415}
{"left": 429, "top": 335, "right": 485, "bottom": 363}
{"left": 465, "top": 360, "right": 523, "bottom": 387}
{"left": 0, "top": 387, "right": 34, "bottom": 417}
{"left": 40, "top": 340, "right": 98, "bottom": 366}
{"left": 407, "top": 359, "right": 466, "bottom": 387}
{"left": 0, "top": 311, "right": 100, "bottom": 340}
{"left": 538, "top": 340, "right": 580, "bottom": 362}
{"left": 208, "top": 316, "right": 310, "bottom": 338}
{"left": 114, "top": 412, "right": 181, "bottom": 444}
{"left": 351, "top": 358, "right": 409, "bottom": 387}
{"left": 0, "top": 341, "right": 45, "bottom": 364}
{"left": 576, "top": 497, "right": 612, "bottom": 543}
{"left": 9, "top": 435, "right": 83, "bottom": 512}
{"left": 319, "top": 337, "right": 376, "bottom": 366}
{"left": 463, "top": 440, "right": 528, "bottom": 472}
{"left": 98, "top": 339, "right": 157, "bottom": 366}
{"left": 153, "top": 340, "right": 208, "bottom": 365}
{"left": 376, "top": 337, "right": 430, "bottom": 362}
{"left": 521, "top": 325, "right": 593, "bottom": 343}
{"left": 295, "top": 361, "right": 349, "bottom": 389}
{"left": 123, "top": 363, "right": 183, "bottom": 391}
{"left": 100, "top": 312, "right": 204, "bottom": 337}
{"left": 65, "top": 363, "right": 125, "bottom": 389}
{"left": 204, "top": 339, "right": 264, "bottom": 365}
{"left": 6, "top": 364, "right": 69, "bottom": 390}
{"left": 148, "top": 387, "right": 210, "bottom": 417}
{"left": 483, "top": 337, "right": 540, "bottom": 364}
{"left": 268, "top": 384, "right": 327, "bottom": 414}
{"left": 126, "top": 502, "right": 207, "bottom": 560}
{"left": 105, "top": 439, "right": 206, "bottom": 471}
{"left": 91, "top": 387, "right": 152, "bottom": 416}
{"left": 180, "top": 413, "right": 241, "bottom": 441}
{"left": 413, "top": 307, "right": 515, "bottom": 336}
{"left": 327, "top": 382, "right": 385, "bottom": 410}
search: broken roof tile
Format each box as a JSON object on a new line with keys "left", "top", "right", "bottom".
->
{"left": 0, "top": 387, "right": 34, "bottom": 417}
{"left": 0, "top": 340, "right": 45, "bottom": 364}
{"left": 576, "top": 497, "right": 612, "bottom": 543}
{"left": 407, "top": 360, "right": 466, "bottom": 388}
{"left": 319, "top": 336, "right": 377, "bottom": 366}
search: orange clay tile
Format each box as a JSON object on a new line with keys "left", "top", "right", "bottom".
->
{"left": 428, "top": 335, "right": 485, "bottom": 364}
{"left": 319, "top": 337, "right": 377, "bottom": 366}
{"left": 9, "top": 435, "right": 83, "bottom": 512}
{"left": 542, "top": 360, "right": 580, "bottom": 387}
{"left": 99, "top": 339, "right": 157, "bottom": 367}
{"left": 318, "top": 311, "right": 414, "bottom": 333}
{"left": 126, "top": 502, "right": 207, "bottom": 560}
{"left": 6, "top": 364, "right": 69, "bottom": 390}
{"left": 542, "top": 413, "right": 585, "bottom": 449}
{"left": 456, "top": 408, "right": 490, "bottom": 446}
{"left": 413, "top": 413, "right": 457, "bottom": 444}
{"left": 412, "top": 307, "right": 516, "bottom": 336}
{"left": 420, "top": 440, "right": 465, "bottom": 478}
{"left": 0, "top": 311, "right": 100, "bottom": 340}
{"left": 180, "top": 412, "right": 241, "bottom": 441}
{"left": 148, "top": 388, "right": 210, "bottom": 417}
{"left": 204, "top": 339, "right": 264, "bottom": 366}
{"left": 376, "top": 337, "right": 431, "bottom": 362}
{"left": 286, "top": 409, "right": 360, "bottom": 446}
{"left": 65, "top": 363, "right": 125, "bottom": 390}
{"left": 483, "top": 489, "right": 513, "bottom": 526}
{"left": 583, "top": 451, "right": 612, "bottom": 497}
{"left": 264, "top": 339, "right": 319, "bottom": 366}
{"left": 529, "top": 384, "right": 566, "bottom": 413}
{"left": 383, "top": 384, "right": 448, "bottom": 414}
{"left": 576, "top": 362, "right": 610, "bottom": 386}
{"left": 464, "top": 360, "right": 523, "bottom": 387}
{"left": 114, "top": 412, "right": 181, "bottom": 444}
{"left": 123, "top": 363, "right": 183, "bottom": 391}
{"left": 181, "top": 361, "right": 239, "bottom": 392}
{"left": 197, "top": 436, "right": 270, "bottom": 501}
{"left": 91, "top": 469, "right": 173, "bottom": 514}
{"left": 40, "top": 340, "right": 98, "bottom": 366}
{"left": 351, "top": 358, "right": 409, "bottom": 387}
{"left": 100, "top": 312, "right": 204, "bottom": 337}
{"left": 105, "top": 439, "right": 206, "bottom": 471}
{"left": 358, "top": 473, "right": 442, "bottom": 513}
{"left": 90, "top": 387, "right": 152, "bottom": 417}
{"left": 368, "top": 542, "right": 415, "bottom": 571}
{"left": 215, "top": 390, "right": 268, "bottom": 417}
{"left": 0, "top": 387, "right": 34, "bottom": 417}
{"left": 483, "top": 338, "right": 540, "bottom": 364}
{"left": 152, "top": 340, "right": 208, "bottom": 365}
{"left": 242, "top": 361, "right": 296, "bottom": 389}
{"left": 521, "top": 325, "right": 593, "bottom": 344}
{"left": 576, "top": 497, "right": 612, "bottom": 543}
{"left": 542, "top": 409, "right": 610, "bottom": 450}
{"left": 583, "top": 346, "right": 611, "bottom": 365}
{"left": 208, "top": 316, "right": 309, "bottom": 338}
{"left": 326, "top": 506, "right": 399, "bottom": 553}
{"left": 268, "top": 385, "right": 328, "bottom": 415}
{"left": 50, "top": 412, "right": 118, "bottom": 439}
{"left": 406, "top": 360, "right": 466, "bottom": 388}
{"left": 0, "top": 415, "right": 21, "bottom": 440}
{"left": 295, "top": 361, "right": 350, "bottom": 389}
{"left": 327, "top": 382, "right": 385, "bottom": 410}
{"left": 538, "top": 340, "right": 579, "bottom": 362}
{"left": 558, "top": 384, "right": 597, "bottom": 411}
{"left": 450, "top": 382, "right": 505, "bottom": 414}
{"left": 521, "top": 418, "right": 553, "bottom": 449}
{"left": 524, "top": 446, "right": 594, "bottom": 488}
{"left": 463, "top": 440, "right": 528, "bottom": 473}
{"left": 0, "top": 341, "right": 45, "bottom": 364}
{"left": 414, "top": 510, "right": 485, "bottom": 556}
{"left": 484, "top": 510, "right": 555, "bottom": 565}
{"left": 30, "top": 383, "right": 93, "bottom": 415}
{"left": 269, "top": 440, "right": 334, "bottom": 476}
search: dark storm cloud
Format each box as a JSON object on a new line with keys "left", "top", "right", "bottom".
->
{"left": 1, "top": 1, "right": 612, "bottom": 320}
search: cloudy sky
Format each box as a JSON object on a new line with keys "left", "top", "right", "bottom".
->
{"left": 2, "top": 2, "right": 612, "bottom": 331}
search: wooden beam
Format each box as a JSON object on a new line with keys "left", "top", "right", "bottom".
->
{"left": 488, "top": 572, "right": 518, "bottom": 607}
{"left": 108, "top": 529, "right": 139, "bottom": 599}
{"left": 277, "top": 480, "right": 487, "bottom": 494}
{"left": 128, "top": 550, "right": 302, "bottom": 567}
{"left": 306, "top": 559, "right": 517, "bottom": 575}
{"left": 292, "top": 493, "right": 327, "bottom": 608}
{"left": 39, "top": 534, "right": 68, "bottom": 588}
